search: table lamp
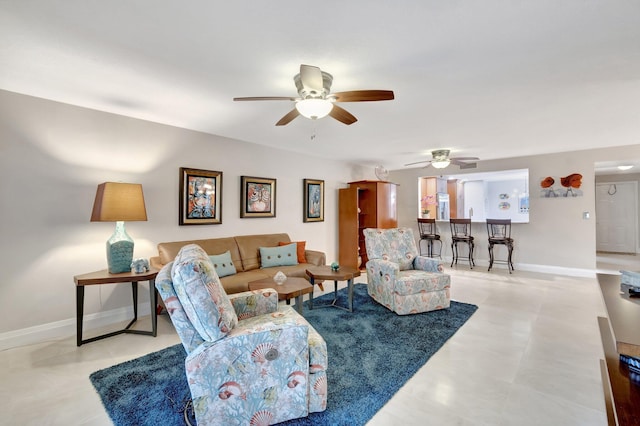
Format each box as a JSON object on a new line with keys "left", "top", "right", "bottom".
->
{"left": 91, "top": 182, "right": 148, "bottom": 274}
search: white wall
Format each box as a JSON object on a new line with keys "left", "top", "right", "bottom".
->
{"left": 391, "top": 143, "right": 640, "bottom": 273}
{"left": 0, "top": 90, "right": 372, "bottom": 347}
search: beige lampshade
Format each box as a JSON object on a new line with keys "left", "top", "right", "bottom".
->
{"left": 90, "top": 182, "right": 148, "bottom": 222}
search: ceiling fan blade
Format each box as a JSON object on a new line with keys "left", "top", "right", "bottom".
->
{"left": 451, "top": 156, "right": 479, "bottom": 161}
{"left": 275, "top": 109, "right": 300, "bottom": 126}
{"left": 457, "top": 162, "right": 478, "bottom": 169}
{"left": 404, "top": 160, "right": 432, "bottom": 166}
{"left": 300, "top": 64, "right": 324, "bottom": 92}
{"left": 332, "top": 90, "right": 395, "bottom": 102}
{"left": 451, "top": 159, "right": 478, "bottom": 168}
{"left": 234, "top": 96, "right": 298, "bottom": 101}
{"left": 329, "top": 105, "right": 357, "bottom": 125}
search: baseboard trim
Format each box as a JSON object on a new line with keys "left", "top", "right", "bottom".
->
{"left": 0, "top": 303, "right": 152, "bottom": 351}
{"left": 444, "top": 256, "right": 596, "bottom": 278}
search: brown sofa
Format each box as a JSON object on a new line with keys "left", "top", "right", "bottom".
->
{"left": 150, "top": 233, "right": 326, "bottom": 294}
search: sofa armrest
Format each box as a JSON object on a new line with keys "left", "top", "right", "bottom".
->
{"left": 149, "top": 256, "right": 164, "bottom": 270}
{"left": 413, "top": 256, "right": 445, "bottom": 273}
{"left": 305, "top": 249, "right": 326, "bottom": 266}
{"left": 228, "top": 289, "right": 278, "bottom": 320}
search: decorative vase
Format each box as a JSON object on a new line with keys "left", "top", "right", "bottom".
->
{"left": 273, "top": 271, "right": 287, "bottom": 285}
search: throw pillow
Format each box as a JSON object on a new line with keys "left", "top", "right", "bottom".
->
{"left": 208, "top": 251, "right": 237, "bottom": 278}
{"left": 171, "top": 244, "right": 238, "bottom": 342}
{"left": 260, "top": 243, "right": 298, "bottom": 268}
{"left": 279, "top": 240, "right": 307, "bottom": 263}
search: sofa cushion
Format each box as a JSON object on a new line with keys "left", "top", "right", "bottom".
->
{"left": 158, "top": 237, "right": 243, "bottom": 272}
{"left": 279, "top": 240, "right": 307, "bottom": 263}
{"left": 208, "top": 251, "right": 237, "bottom": 278}
{"left": 235, "top": 233, "right": 291, "bottom": 271}
{"left": 171, "top": 244, "right": 238, "bottom": 342}
{"left": 260, "top": 243, "right": 298, "bottom": 268}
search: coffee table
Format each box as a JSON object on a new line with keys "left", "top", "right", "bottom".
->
{"left": 306, "top": 265, "right": 361, "bottom": 312}
{"left": 248, "top": 277, "right": 313, "bottom": 314}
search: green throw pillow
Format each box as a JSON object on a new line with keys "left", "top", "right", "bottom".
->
{"left": 260, "top": 243, "right": 298, "bottom": 268}
{"left": 208, "top": 251, "right": 237, "bottom": 278}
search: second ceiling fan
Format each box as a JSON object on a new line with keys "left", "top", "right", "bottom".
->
{"left": 405, "top": 150, "right": 479, "bottom": 169}
{"left": 233, "top": 64, "right": 394, "bottom": 126}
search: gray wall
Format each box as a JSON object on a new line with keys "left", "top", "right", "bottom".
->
{"left": 0, "top": 89, "right": 371, "bottom": 347}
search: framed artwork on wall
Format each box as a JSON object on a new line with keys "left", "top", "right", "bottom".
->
{"left": 179, "top": 167, "right": 223, "bottom": 225}
{"left": 240, "top": 176, "right": 276, "bottom": 218}
{"left": 303, "top": 178, "right": 324, "bottom": 222}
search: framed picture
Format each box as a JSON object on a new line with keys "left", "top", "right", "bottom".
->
{"left": 303, "top": 178, "right": 324, "bottom": 222}
{"left": 179, "top": 167, "right": 222, "bottom": 225}
{"left": 240, "top": 176, "right": 276, "bottom": 218}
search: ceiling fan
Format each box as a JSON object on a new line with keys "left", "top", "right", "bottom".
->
{"left": 233, "top": 64, "right": 394, "bottom": 126}
{"left": 405, "top": 149, "right": 479, "bottom": 169}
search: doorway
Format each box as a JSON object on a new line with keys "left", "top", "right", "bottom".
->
{"left": 595, "top": 181, "right": 638, "bottom": 253}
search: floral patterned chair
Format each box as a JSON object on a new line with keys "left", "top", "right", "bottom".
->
{"left": 155, "top": 244, "right": 327, "bottom": 425}
{"left": 363, "top": 228, "right": 451, "bottom": 315}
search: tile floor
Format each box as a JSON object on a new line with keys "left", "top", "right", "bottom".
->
{"left": 3, "top": 254, "right": 637, "bottom": 425}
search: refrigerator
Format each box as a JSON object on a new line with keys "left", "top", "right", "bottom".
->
{"left": 437, "top": 193, "right": 450, "bottom": 220}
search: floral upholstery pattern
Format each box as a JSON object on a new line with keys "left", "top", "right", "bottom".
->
{"left": 172, "top": 244, "right": 238, "bottom": 342}
{"left": 156, "top": 245, "right": 328, "bottom": 424}
{"left": 156, "top": 261, "right": 205, "bottom": 353}
{"left": 364, "top": 228, "right": 451, "bottom": 315}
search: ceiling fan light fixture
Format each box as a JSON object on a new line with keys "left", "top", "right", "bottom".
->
{"left": 431, "top": 159, "right": 451, "bottom": 169}
{"left": 295, "top": 98, "right": 333, "bottom": 120}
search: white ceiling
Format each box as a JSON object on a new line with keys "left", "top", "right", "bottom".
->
{"left": 1, "top": 1, "right": 639, "bottom": 171}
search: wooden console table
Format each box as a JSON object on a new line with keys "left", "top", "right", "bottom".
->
{"left": 74, "top": 268, "right": 158, "bottom": 346}
{"left": 597, "top": 273, "right": 640, "bottom": 425}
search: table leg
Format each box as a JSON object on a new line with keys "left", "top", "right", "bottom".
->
{"left": 347, "top": 279, "right": 354, "bottom": 312}
{"left": 131, "top": 282, "right": 138, "bottom": 321}
{"left": 76, "top": 286, "right": 84, "bottom": 347}
{"left": 150, "top": 278, "right": 158, "bottom": 337}
{"left": 308, "top": 276, "right": 314, "bottom": 310}
{"left": 295, "top": 295, "right": 303, "bottom": 314}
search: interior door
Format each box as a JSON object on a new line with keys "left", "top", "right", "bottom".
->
{"left": 595, "top": 182, "right": 637, "bottom": 253}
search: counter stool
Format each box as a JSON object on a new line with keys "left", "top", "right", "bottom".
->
{"left": 486, "top": 218, "right": 514, "bottom": 273}
{"left": 417, "top": 218, "right": 442, "bottom": 258}
{"left": 450, "top": 218, "right": 475, "bottom": 268}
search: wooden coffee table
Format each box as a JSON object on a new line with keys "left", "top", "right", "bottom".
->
{"left": 306, "top": 265, "right": 361, "bottom": 312}
{"left": 248, "top": 277, "right": 313, "bottom": 314}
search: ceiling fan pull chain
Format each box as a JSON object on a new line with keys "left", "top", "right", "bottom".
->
{"left": 310, "top": 120, "right": 317, "bottom": 141}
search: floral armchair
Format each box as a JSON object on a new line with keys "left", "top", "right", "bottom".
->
{"left": 155, "top": 244, "right": 327, "bottom": 425}
{"left": 363, "top": 228, "right": 451, "bottom": 315}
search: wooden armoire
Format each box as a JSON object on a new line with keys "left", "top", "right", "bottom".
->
{"left": 338, "top": 180, "right": 398, "bottom": 269}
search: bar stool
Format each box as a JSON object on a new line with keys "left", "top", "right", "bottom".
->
{"left": 486, "top": 218, "right": 514, "bottom": 273}
{"left": 417, "top": 218, "right": 442, "bottom": 258}
{"left": 450, "top": 218, "right": 475, "bottom": 268}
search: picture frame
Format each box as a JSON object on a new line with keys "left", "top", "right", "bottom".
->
{"left": 303, "top": 178, "right": 324, "bottom": 222}
{"left": 240, "top": 176, "right": 276, "bottom": 218}
{"left": 179, "top": 167, "right": 223, "bottom": 225}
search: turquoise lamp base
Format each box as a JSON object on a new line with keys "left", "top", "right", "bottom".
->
{"left": 106, "top": 221, "right": 134, "bottom": 274}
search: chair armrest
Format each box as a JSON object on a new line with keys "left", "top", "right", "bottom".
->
{"left": 366, "top": 259, "right": 400, "bottom": 281}
{"left": 228, "top": 289, "right": 278, "bottom": 320}
{"left": 185, "top": 322, "right": 310, "bottom": 410}
{"left": 305, "top": 249, "right": 326, "bottom": 266}
{"left": 413, "top": 256, "right": 445, "bottom": 273}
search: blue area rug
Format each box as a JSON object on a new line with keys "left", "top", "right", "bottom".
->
{"left": 90, "top": 284, "right": 477, "bottom": 425}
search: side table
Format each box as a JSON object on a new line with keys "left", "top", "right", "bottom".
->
{"left": 248, "top": 277, "right": 313, "bottom": 315}
{"left": 74, "top": 268, "right": 158, "bottom": 346}
{"left": 306, "top": 266, "right": 361, "bottom": 312}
